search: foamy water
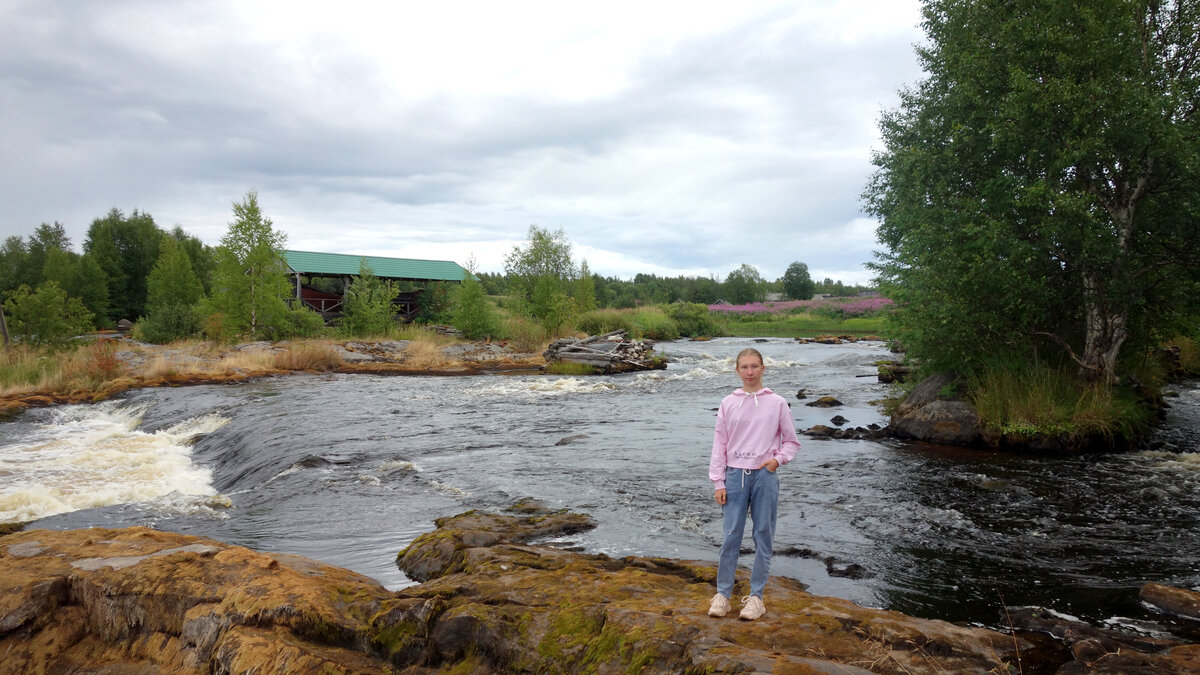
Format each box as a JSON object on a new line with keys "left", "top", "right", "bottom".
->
{"left": 469, "top": 376, "right": 617, "bottom": 397}
{"left": 0, "top": 402, "right": 228, "bottom": 523}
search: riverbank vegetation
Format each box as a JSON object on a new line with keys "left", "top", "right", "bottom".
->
{"left": 865, "top": 0, "right": 1200, "bottom": 445}
{"left": 0, "top": 327, "right": 493, "bottom": 413}
{"left": 2, "top": 201, "right": 881, "bottom": 394}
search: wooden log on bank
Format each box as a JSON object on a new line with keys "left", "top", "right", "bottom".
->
{"left": 543, "top": 330, "right": 666, "bottom": 373}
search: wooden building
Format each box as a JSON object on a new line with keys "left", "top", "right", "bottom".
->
{"left": 280, "top": 250, "right": 471, "bottom": 322}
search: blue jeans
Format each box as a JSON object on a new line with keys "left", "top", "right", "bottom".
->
{"left": 717, "top": 466, "right": 779, "bottom": 598}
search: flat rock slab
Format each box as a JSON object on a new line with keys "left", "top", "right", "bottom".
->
{"left": 2, "top": 508, "right": 1195, "bottom": 673}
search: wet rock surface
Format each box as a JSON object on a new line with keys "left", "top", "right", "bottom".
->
{"left": 1141, "top": 583, "right": 1200, "bottom": 622}
{"left": 3, "top": 503, "right": 1197, "bottom": 674}
{"left": 1007, "top": 606, "right": 1200, "bottom": 674}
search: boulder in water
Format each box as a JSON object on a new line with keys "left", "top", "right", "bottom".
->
{"left": 892, "top": 373, "right": 983, "bottom": 446}
{"left": 805, "top": 395, "right": 844, "bottom": 408}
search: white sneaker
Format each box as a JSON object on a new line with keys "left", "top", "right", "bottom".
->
{"left": 707, "top": 593, "right": 731, "bottom": 617}
{"left": 739, "top": 595, "right": 765, "bottom": 620}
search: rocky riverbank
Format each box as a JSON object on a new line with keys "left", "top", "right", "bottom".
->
{"left": 3, "top": 501, "right": 1198, "bottom": 674}
{"left": 0, "top": 336, "right": 545, "bottom": 417}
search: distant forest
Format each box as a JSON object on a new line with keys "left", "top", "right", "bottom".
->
{"left": 473, "top": 271, "right": 870, "bottom": 310}
{"left": 1, "top": 212, "right": 871, "bottom": 330}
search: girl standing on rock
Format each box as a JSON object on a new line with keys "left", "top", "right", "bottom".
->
{"left": 707, "top": 347, "right": 801, "bottom": 620}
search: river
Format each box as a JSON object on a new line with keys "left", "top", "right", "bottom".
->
{"left": 2, "top": 337, "right": 1197, "bottom": 641}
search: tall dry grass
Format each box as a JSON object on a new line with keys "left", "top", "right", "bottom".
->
{"left": 1, "top": 341, "right": 130, "bottom": 398}
{"left": 272, "top": 343, "right": 344, "bottom": 371}
{"left": 1, "top": 338, "right": 353, "bottom": 404}
{"left": 1166, "top": 335, "right": 1200, "bottom": 375}
{"left": 0, "top": 345, "right": 53, "bottom": 397}
{"left": 403, "top": 339, "right": 449, "bottom": 368}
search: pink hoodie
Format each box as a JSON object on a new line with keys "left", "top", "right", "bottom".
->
{"left": 709, "top": 386, "right": 801, "bottom": 490}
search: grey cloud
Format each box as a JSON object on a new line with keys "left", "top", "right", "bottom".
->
{"left": 0, "top": 0, "right": 920, "bottom": 284}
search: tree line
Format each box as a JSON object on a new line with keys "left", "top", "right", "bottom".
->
{"left": 0, "top": 192, "right": 326, "bottom": 346}
{"left": 2, "top": 207, "right": 869, "bottom": 346}
{"left": 480, "top": 226, "right": 868, "bottom": 309}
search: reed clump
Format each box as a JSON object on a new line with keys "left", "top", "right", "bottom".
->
{"left": 210, "top": 349, "right": 278, "bottom": 374}
{"left": 967, "top": 357, "right": 1153, "bottom": 442}
{"left": 272, "top": 343, "right": 344, "bottom": 371}
{"left": 0, "top": 345, "right": 53, "bottom": 397}
{"left": 57, "top": 341, "right": 127, "bottom": 395}
{"left": 403, "top": 339, "right": 449, "bottom": 368}
{"left": 1, "top": 340, "right": 130, "bottom": 398}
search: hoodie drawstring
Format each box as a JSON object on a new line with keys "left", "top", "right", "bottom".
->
{"left": 737, "top": 390, "right": 761, "bottom": 408}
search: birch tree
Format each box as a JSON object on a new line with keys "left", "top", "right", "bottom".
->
{"left": 206, "top": 191, "right": 291, "bottom": 340}
{"left": 866, "top": 0, "right": 1200, "bottom": 383}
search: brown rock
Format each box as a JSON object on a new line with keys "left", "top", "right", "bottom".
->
{"left": 14, "top": 506, "right": 1193, "bottom": 674}
{"left": 892, "top": 373, "right": 983, "bottom": 446}
{"left": 393, "top": 507, "right": 1032, "bottom": 674}
{"left": 805, "top": 396, "right": 844, "bottom": 408}
{"left": 0, "top": 526, "right": 396, "bottom": 674}
{"left": 894, "top": 399, "right": 982, "bottom": 445}
{"left": 1141, "top": 582, "right": 1200, "bottom": 621}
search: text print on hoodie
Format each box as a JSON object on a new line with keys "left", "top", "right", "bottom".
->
{"left": 708, "top": 387, "right": 802, "bottom": 490}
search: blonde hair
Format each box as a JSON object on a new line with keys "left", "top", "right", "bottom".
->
{"left": 735, "top": 347, "right": 764, "bottom": 367}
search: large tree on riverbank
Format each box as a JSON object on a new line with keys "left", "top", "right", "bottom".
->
{"left": 206, "top": 191, "right": 292, "bottom": 340}
{"left": 866, "top": 0, "right": 1200, "bottom": 383}
{"left": 84, "top": 209, "right": 164, "bottom": 324}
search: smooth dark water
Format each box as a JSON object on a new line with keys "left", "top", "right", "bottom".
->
{"left": 4, "top": 337, "right": 1198, "bottom": 640}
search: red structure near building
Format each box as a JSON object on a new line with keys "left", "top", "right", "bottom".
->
{"left": 281, "top": 250, "right": 472, "bottom": 324}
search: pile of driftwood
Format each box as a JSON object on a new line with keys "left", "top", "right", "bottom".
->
{"left": 543, "top": 330, "right": 665, "bottom": 373}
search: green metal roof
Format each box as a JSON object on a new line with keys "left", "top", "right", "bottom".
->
{"left": 281, "top": 250, "right": 470, "bottom": 282}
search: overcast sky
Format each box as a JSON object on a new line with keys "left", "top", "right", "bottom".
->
{"left": 0, "top": 0, "right": 926, "bottom": 285}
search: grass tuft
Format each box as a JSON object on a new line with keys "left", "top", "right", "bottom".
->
{"left": 967, "top": 357, "right": 1154, "bottom": 442}
{"left": 403, "top": 339, "right": 448, "bottom": 368}
{"left": 543, "top": 362, "right": 599, "bottom": 376}
{"left": 272, "top": 343, "right": 344, "bottom": 371}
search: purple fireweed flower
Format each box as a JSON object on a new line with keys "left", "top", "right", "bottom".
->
{"left": 708, "top": 297, "right": 893, "bottom": 317}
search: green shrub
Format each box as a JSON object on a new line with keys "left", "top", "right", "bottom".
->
{"left": 451, "top": 275, "right": 501, "bottom": 340}
{"left": 281, "top": 305, "right": 327, "bottom": 338}
{"left": 663, "top": 302, "right": 720, "bottom": 337}
{"left": 629, "top": 308, "right": 679, "bottom": 341}
{"left": 576, "top": 309, "right": 633, "bottom": 336}
{"left": 3, "top": 282, "right": 94, "bottom": 347}
{"left": 342, "top": 265, "right": 399, "bottom": 337}
{"left": 504, "top": 316, "right": 547, "bottom": 353}
{"left": 133, "top": 304, "right": 202, "bottom": 344}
